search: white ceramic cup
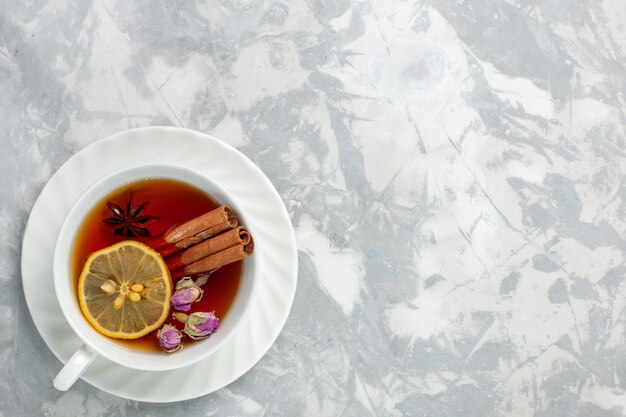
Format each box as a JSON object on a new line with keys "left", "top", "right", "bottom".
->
{"left": 52, "top": 163, "right": 259, "bottom": 391}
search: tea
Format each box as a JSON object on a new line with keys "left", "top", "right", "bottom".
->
{"left": 71, "top": 178, "right": 242, "bottom": 352}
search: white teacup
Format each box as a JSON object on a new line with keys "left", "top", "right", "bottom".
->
{"left": 52, "top": 163, "right": 258, "bottom": 390}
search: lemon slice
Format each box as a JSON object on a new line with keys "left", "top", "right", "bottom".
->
{"left": 78, "top": 240, "right": 172, "bottom": 339}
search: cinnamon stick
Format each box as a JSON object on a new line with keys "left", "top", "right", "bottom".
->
{"left": 171, "top": 238, "right": 254, "bottom": 280}
{"left": 165, "top": 226, "right": 251, "bottom": 272}
{"left": 147, "top": 205, "right": 238, "bottom": 255}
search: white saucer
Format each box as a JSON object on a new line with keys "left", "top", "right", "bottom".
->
{"left": 21, "top": 127, "right": 298, "bottom": 402}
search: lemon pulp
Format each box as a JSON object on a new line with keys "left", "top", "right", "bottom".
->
{"left": 77, "top": 240, "right": 172, "bottom": 339}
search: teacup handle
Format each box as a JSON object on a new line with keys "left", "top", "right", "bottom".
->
{"left": 53, "top": 345, "right": 98, "bottom": 391}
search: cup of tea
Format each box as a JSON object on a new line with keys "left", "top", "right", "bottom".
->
{"left": 52, "top": 163, "right": 259, "bottom": 390}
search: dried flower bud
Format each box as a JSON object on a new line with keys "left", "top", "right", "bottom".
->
{"left": 170, "top": 277, "right": 203, "bottom": 312}
{"left": 176, "top": 277, "right": 193, "bottom": 289}
{"left": 183, "top": 311, "right": 219, "bottom": 340}
{"left": 193, "top": 274, "right": 209, "bottom": 287}
{"left": 172, "top": 312, "right": 188, "bottom": 323}
{"left": 157, "top": 324, "right": 183, "bottom": 353}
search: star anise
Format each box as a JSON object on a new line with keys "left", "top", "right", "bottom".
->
{"left": 103, "top": 192, "right": 159, "bottom": 238}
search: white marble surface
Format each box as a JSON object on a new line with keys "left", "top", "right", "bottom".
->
{"left": 1, "top": 0, "right": 625, "bottom": 415}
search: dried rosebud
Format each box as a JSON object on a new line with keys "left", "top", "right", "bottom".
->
{"left": 157, "top": 324, "right": 183, "bottom": 353}
{"left": 170, "top": 277, "right": 203, "bottom": 312}
{"left": 183, "top": 311, "right": 219, "bottom": 340}
{"left": 172, "top": 312, "right": 189, "bottom": 323}
{"left": 193, "top": 274, "right": 210, "bottom": 287}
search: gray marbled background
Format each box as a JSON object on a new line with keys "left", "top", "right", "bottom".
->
{"left": 1, "top": 0, "right": 625, "bottom": 416}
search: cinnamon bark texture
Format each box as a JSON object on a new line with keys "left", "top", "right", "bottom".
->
{"left": 171, "top": 238, "right": 254, "bottom": 280}
{"left": 147, "top": 205, "right": 238, "bottom": 256}
{"left": 166, "top": 226, "right": 251, "bottom": 272}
